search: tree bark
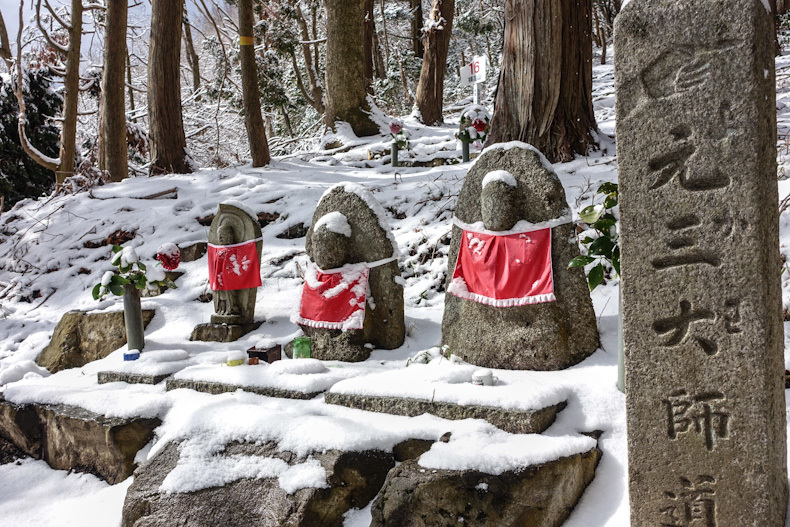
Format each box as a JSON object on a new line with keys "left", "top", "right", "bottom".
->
{"left": 486, "top": 0, "right": 598, "bottom": 163}
{"left": 410, "top": 0, "right": 424, "bottom": 58}
{"left": 0, "top": 11, "right": 12, "bottom": 67}
{"left": 295, "top": 5, "right": 325, "bottom": 114}
{"left": 238, "top": 0, "right": 270, "bottom": 166}
{"left": 148, "top": 0, "right": 191, "bottom": 175}
{"left": 56, "top": 0, "right": 83, "bottom": 185}
{"left": 324, "top": 0, "right": 378, "bottom": 136}
{"left": 415, "top": 0, "right": 454, "bottom": 126}
{"left": 99, "top": 0, "right": 128, "bottom": 182}
{"left": 183, "top": 10, "right": 201, "bottom": 98}
{"left": 364, "top": 0, "right": 375, "bottom": 90}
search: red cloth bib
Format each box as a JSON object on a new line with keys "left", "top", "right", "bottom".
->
{"left": 295, "top": 266, "right": 369, "bottom": 330}
{"left": 207, "top": 240, "right": 262, "bottom": 291}
{"left": 447, "top": 228, "right": 555, "bottom": 307}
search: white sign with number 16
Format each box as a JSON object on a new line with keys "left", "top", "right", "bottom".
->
{"left": 460, "top": 56, "right": 487, "bottom": 86}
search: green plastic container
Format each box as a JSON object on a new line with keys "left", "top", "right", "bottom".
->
{"left": 293, "top": 337, "right": 312, "bottom": 359}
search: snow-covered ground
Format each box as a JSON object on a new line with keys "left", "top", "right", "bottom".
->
{"left": 1, "top": 51, "right": 790, "bottom": 527}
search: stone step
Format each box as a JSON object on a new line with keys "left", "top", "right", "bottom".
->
{"left": 325, "top": 391, "right": 565, "bottom": 435}
{"left": 0, "top": 395, "right": 159, "bottom": 484}
{"left": 165, "top": 360, "right": 377, "bottom": 400}
{"left": 324, "top": 365, "right": 570, "bottom": 434}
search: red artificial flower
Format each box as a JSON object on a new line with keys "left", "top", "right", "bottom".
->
{"left": 155, "top": 243, "right": 181, "bottom": 271}
{"left": 389, "top": 121, "right": 403, "bottom": 135}
{"left": 472, "top": 119, "right": 488, "bottom": 133}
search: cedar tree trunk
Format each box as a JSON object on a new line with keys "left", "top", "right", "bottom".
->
{"left": 415, "top": 0, "right": 454, "bottom": 126}
{"left": 486, "top": 0, "right": 597, "bottom": 163}
{"left": 99, "top": 0, "right": 128, "bottom": 182}
{"left": 410, "top": 0, "right": 424, "bottom": 58}
{"left": 238, "top": 0, "right": 270, "bottom": 166}
{"left": 324, "top": 0, "right": 378, "bottom": 136}
{"left": 148, "top": 0, "right": 191, "bottom": 175}
{"left": 57, "top": 0, "right": 83, "bottom": 185}
{"left": 183, "top": 10, "right": 201, "bottom": 97}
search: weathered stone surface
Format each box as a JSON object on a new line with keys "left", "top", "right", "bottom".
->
{"left": 0, "top": 396, "right": 41, "bottom": 456}
{"left": 208, "top": 203, "right": 262, "bottom": 326}
{"left": 97, "top": 371, "right": 171, "bottom": 385}
{"left": 36, "top": 309, "right": 156, "bottom": 373}
{"left": 189, "top": 321, "right": 262, "bottom": 343}
{"left": 298, "top": 184, "right": 405, "bottom": 362}
{"left": 178, "top": 242, "right": 207, "bottom": 263}
{"left": 442, "top": 145, "right": 599, "bottom": 370}
{"left": 122, "top": 441, "right": 395, "bottom": 527}
{"left": 324, "top": 392, "right": 565, "bottom": 435}
{"left": 370, "top": 447, "right": 601, "bottom": 527}
{"left": 392, "top": 439, "right": 435, "bottom": 462}
{"left": 0, "top": 397, "right": 159, "bottom": 484}
{"left": 614, "top": 2, "right": 787, "bottom": 526}
{"left": 165, "top": 378, "right": 321, "bottom": 400}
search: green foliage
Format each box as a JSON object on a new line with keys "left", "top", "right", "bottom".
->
{"left": 569, "top": 182, "right": 619, "bottom": 291}
{"left": 92, "top": 245, "right": 177, "bottom": 300}
{"left": 0, "top": 67, "right": 61, "bottom": 207}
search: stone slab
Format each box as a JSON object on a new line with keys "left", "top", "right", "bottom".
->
{"left": 615, "top": 1, "right": 787, "bottom": 525}
{"left": 189, "top": 321, "right": 262, "bottom": 342}
{"left": 98, "top": 371, "right": 171, "bottom": 385}
{"left": 122, "top": 441, "right": 394, "bottom": 527}
{"left": 324, "top": 392, "right": 565, "bottom": 435}
{"left": 370, "top": 447, "right": 601, "bottom": 527}
{"left": 166, "top": 378, "right": 321, "bottom": 400}
{"left": 0, "top": 396, "right": 160, "bottom": 484}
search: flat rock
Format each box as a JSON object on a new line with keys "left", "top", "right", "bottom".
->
{"left": 325, "top": 393, "right": 564, "bottom": 435}
{"left": 36, "top": 309, "right": 156, "bottom": 373}
{"left": 122, "top": 441, "right": 395, "bottom": 527}
{"left": 0, "top": 396, "right": 159, "bottom": 484}
{"left": 98, "top": 372, "right": 172, "bottom": 385}
{"left": 166, "top": 361, "right": 374, "bottom": 400}
{"left": 189, "top": 321, "right": 262, "bottom": 342}
{"left": 325, "top": 364, "right": 568, "bottom": 434}
{"left": 370, "top": 447, "right": 601, "bottom": 527}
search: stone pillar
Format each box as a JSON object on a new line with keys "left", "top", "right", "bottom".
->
{"left": 615, "top": 1, "right": 787, "bottom": 526}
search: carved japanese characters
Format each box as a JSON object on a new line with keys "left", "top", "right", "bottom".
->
{"left": 441, "top": 143, "right": 599, "bottom": 371}
{"left": 615, "top": 1, "right": 787, "bottom": 526}
{"left": 293, "top": 184, "right": 405, "bottom": 362}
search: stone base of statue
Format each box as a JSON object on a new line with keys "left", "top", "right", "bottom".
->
{"left": 190, "top": 321, "right": 262, "bottom": 343}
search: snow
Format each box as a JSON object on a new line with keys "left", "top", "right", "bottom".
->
{"left": 329, "top": 360, "right": 569, "bottom": 411}
{"left": 314, "top": 211, "right": 352, "bottom": 237}
{"left": 156, "top": 242, "right": 180, "bottom": 258}
{"left": 2, "top": 40, "right": 790, "bottom": 527}
{"left": 419, "top": 429, "right": 596, "bottom": 474}
{"left": 481, "top": 170, "right": 517, "bottom": 189}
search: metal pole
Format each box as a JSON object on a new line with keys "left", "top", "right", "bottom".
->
{"left": 462, "top": 141, "right": 470, "bottom": 163}
{"left": 473, "top": 82, "right": 479, "bottom": 105}
{"left": 123, "top": 283, "right": 145, "bottom": 352}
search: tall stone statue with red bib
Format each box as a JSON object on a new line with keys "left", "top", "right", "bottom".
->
{"left": 442, "top": 143, "right": 598, "bottom": 370}
{"left": 191, "top": 203, "right": 263, "bottom": 342}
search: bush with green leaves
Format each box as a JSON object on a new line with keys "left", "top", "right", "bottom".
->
{"left": 92, "top": 245, "right": 177, "bottom": 300}
{"left": 568, "top": 182, "right": 619, "bottom": 291}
